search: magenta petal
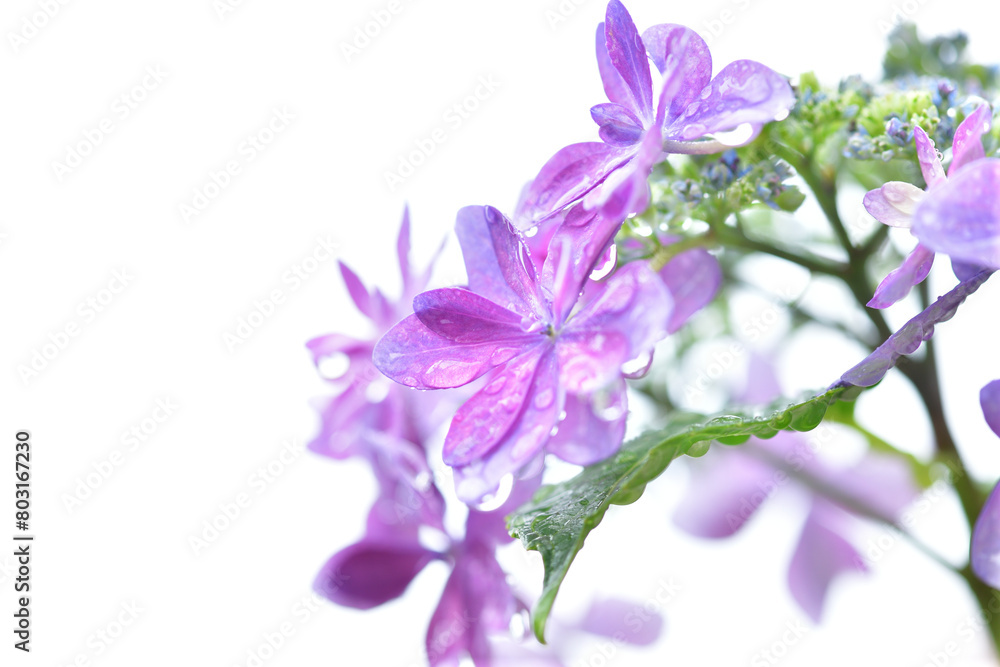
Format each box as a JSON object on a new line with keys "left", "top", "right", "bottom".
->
{"left": 556, "top": 330, "right": 629, "bottom": 393}
{"left": 862, "top": 182, "right": 924, "bottom": 228}
{"left": 579, "top": 596, "right": 664, "bottom": 646}
{"left": 591, "top": 102, "right": 645, "bottom": 146}
{"left": 314, "top": 537, "right": 438, "bottom": 610}
{"left": 867, "top": 243, "right": 935, "bottom": 309}
{"left": 596, "top": 23, "right": 639, "bottom": 121}
{"left": 658, "top": 248, "right": 722, "bottom": 333}
{"left": 452, "top": 351, "right": 563, "bottom": 503}
{"left": 483, "top": 206, "right": 547, "bottom": 317}
{"left": 641, "top": 24, "right": 712, "bottom": 121}
{"left": 973, "top": 481, "right": 1000, "bottom": 589}
{"left": 571, "top": 261, "right": 672, "bottom": 359}
{"left": 787, "top": 502, "right": 866, "bottom": 622}
{"left": 664, "top": 60, "right": 793, "bottom": 143}
{"left": 913, "top": 125, "right": 946, "bottom": 189}
{"left": 414, "top": 288, "right": 531, "bottom": 343}
{"left": 547, "top": 381, "right": 627, "bottom": 465}
{"left": 949, "top": 104, "right": 992, "bottom": 176}
{"left": 518, "top": 142, "right": 635, "bottom": 224}
{"left": 604, "top": 0, "right": 653, "bottom": 124}
{"left": 982, "top": 380, "right": 1000, "bottom": 439}
{"left": 911, "top": 159, "right": 1000, "bottom": 269}
{"left": 374, "top": 314, "right": 522, "bottom": 389}
{"left": 397, "top": 206, "right": 414, "bottom": 292}
{"left": 443, "top": 344, "right": 549, "bottom": 466}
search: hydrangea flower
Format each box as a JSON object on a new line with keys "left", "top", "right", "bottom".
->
{"left": 516, "top": 0, "right": 793, "bottom": 225}
{"left": 374, "top": 204, "right": 672, "bottom": 502}
{"left": 971, "top": 380, "right": 1000, "bottom": 588}
{"left": 862, "top": 104, "right": 993, "bottom": 308}
{"left": 674, "top": 356, "right": 919, "bottom": 621}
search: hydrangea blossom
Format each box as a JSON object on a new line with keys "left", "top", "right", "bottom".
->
{"left": 516, "top": 0, "right": 794, "bottom": 225}
{"left": 374, "top": 204, "right": 672, "bottom": 502}
{"left": 862, "top": 104, "right": 993, "bottom": 307}
{"left": 972, "top": 380, "right": 1000, "bottom": 588}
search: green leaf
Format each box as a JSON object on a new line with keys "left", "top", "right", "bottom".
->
{"left": 507, "top": 386, "right": 848, "bottom": 643}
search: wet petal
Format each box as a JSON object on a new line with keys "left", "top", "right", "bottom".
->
{"left": 314, "top": 536, "right": 439, "bottom": 610}
{"left": 443, "top": 344, "right": 549, "bottom": 466}
{"left": 787, "top": 501, "right": 866, "bottom": 622}
{"left": 483, "top": 206, "right": 548, "bottom": 317}
{"left": 414, "top": 288, "right": 533, "bottom": 343}
{"left": 556, "top": 330, "right": 630, "bottom": 393}
{"left": 658, "top": 247, "right": 722, "bottom": 333}
{"left": 867, "top": 243, "right": 935, "bottom": 309}
{"left": 641, "top": 23, "right": 712, "bottom": 121}
{"left": 456, "top": 206, "right": 529, "bottom": 316}
{"left": 972, "top": 481, "right": 1000, "bottom": 589}
{"left": 664, "top": 60, "right": 793, "bottom": 144}
{"left": 603, "top": 0, "right": 653, "bottom": 123}
{"left": 591, "top": 102, "right": 645, "bottom": 146}
{"left": 913, "top": 125, "right": 946, "bottom": 189}
{"left": 982, "top": 380, "right": 1000, "bottom": 439}
{"left": 862, "top": 181, "right": 924, "bottom": 228}
{"left": 546, "top": 381, "right": 628, "bottom": 465}
{"left": 517, "top": 142, "right": 635, "bottom": 224}
{"left": 911, "top": 159, "right": 1000, "bottom": 269}
{"left": 949, "top": 104, "right": 992, "bottom": 176}
{"left": 373, "top": 313, "right": 530, "bottom": 389}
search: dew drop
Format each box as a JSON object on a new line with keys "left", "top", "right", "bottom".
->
{"left": 484, "top": 375, "right": 508, "bottom": 395}
{"left": 475, "top": 473, "right": 514, "bottom": 512}
{"left": 534, "top": 387, "right": 555, "bottom": 410}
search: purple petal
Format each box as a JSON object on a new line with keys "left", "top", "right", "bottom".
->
{"left": 824, "top": 453, "right": 919, "bottom": 521}
{"left": 465, "top": 474, "right": 543, "bottom": 547}
{"left": 579, "top": 596, "right": 664, "bottom": 646}
{"left": 414, "top": 288, "right": 533, "bottom": 343}
{"left": 596, "top": 23, "right": 639, "bottom": 121}
{"left": 482, "top": 206, "right": 548, "bottom": 317}
{"left": 949, "top": 104, "right": 992, "bottom": 176}
{"left": 546, "top": 381, "right": 628, "bottom": 465}
{"left": 339, "top": 261, "right": 375, "bottom": 320}
{"left": 374, "top": 313, "right": 527, "bottom": 389}
{"left": 455, "top": 206, "right": 529, "bottom": 315}
{"left": 452, "top": 351, "right": 563, "bottom": 503}
{"left": 867, "top": 243, "right": 935, "bottom": 309}
{"left": 673, "top": 446, "right": 779, "bottom": 537}
{"left": 541, "top": 205, "right": 624, "bottom": 325}
{"left": 586, "top": 119, "right": 663, "bottom": 219}
{"left": 641, "top": 24, "right": 712, "bottom": 121}
{"left": 443, "top": 344, "right": 550, "bottom": 466}
{"left": 973, "top": 480, "right": 1000, "bottom": 589}
{"left": 862, "top": 182, "right": 924, "bottom": 228}
{"left": 603, "top": 0, "right": 653, "bottom": 124}
{"left": 912, "top": 159, "right": 1000, "bottom": 269}
{"left": 738, "top": 353, "right": 783, "bottom": 404}
{"left": 952, "top": 258, "right": 986, "bottom": 281}
{"left": 913, "top": 125, "right": 946, "bottom": 189}
{"left": 838, "top": 270, "right": 993, "bottom": 388}
{"left": 591, "top": 102, "right": 645, "bottom": 146}
{"left": 397, "top": 206, "right": 413, "bottom": 292}
{"left": 787, "top": 502, "right": 866, "bottom": 622}
{"left": 982, "top": 380, "right": 1000, "bottom": 439}
{"left": 570, "top": 261, "right": 672, "bottom": 359}
{"left": 658, "top": 248, "right": 722, "bottom": 333}
{"left": 518, "top": 142, "right": 635, "bottom": 224}
{"left": 314, "top": 536, "right": 439, "bottom": 610}
{"left": 556, "top": 330, "right": 629, "bottom": 393}
{"left": 308, "top": 386, "right": 376, "bottom": 459}
{"left": 664, "top": 60, "right": 793, "bottom": 144}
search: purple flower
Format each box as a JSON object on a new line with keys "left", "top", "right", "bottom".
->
{"left": 971, "top": 380, "right": 1000, "bottom": 588}
{"left": 516, "top": 0, "right": 793, "bottom": 225}
{"left": 863, "top": 104, "right": 993, "bottom": 308}
{"left": 374, "top": 204, "right": 672, "bottom": 502}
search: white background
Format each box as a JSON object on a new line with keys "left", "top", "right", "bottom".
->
{"left": 4, "top": 0, "right": 1000, "bottom": 665}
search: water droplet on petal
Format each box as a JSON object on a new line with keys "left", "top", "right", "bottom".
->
{"left": 589, "top": 244, "right": 618, "bottom": 280}
{"left": 475, "top": 473, "right": 514, "bottom": 511}
{"left": 534, "top": 387, "right": 555, "bottom": 410}
{"left": 491, "top": 346, "right": 521, "bottom": 365}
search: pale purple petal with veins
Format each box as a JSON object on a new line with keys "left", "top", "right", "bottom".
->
{"left": 867, "top": 243, "right": 935, "bottom": 309}
{"left": 413, "top": 288, "right": 534, "bottom": 343}
{"left": 911, "top": 159, "right": 1000, "bottom": 269}
{"left": 455, "top": 205, "right": 528, "bottom": 313}
{"left": 658, "top": 247, "right": 722, "bottom": 333}
{"left": 862, "top": 181, "right": 924, "bottom": 228}
{"left": 603, "top": 0, "right": 653, "bottom": 125}
{"left": 595, "top": 23, "right": 639, "bottom": 120}
{"left": 949, "top": 104, "right": 992, "bottom": 176}
{"left": 483, "top": 206, "right": 549, "bottom": 317}
{"left": 591, "top": 102, "right": 645, "bottom": 146}
{"left": 547, "top": 381, "right": 628, "bottom": 465}
{"left": 663, "top": 60, "right": 793, "bottom": 144}
{"left": 787, "top": 501, "right": 866, "bottom": 623}
{"left": 556, "top": 330, "right": 630, "bottom": 393}
{"left": 443, "top": 344, "right": 549, "bottom": 467}
{"left": 641, "top": 24, "right": 712, "bottom": 120}
{"left": 374, "top": 313, "right": 524, "bottom": 389}
{"left": 914, "top": 126, "right": 946, "bottom": 189}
